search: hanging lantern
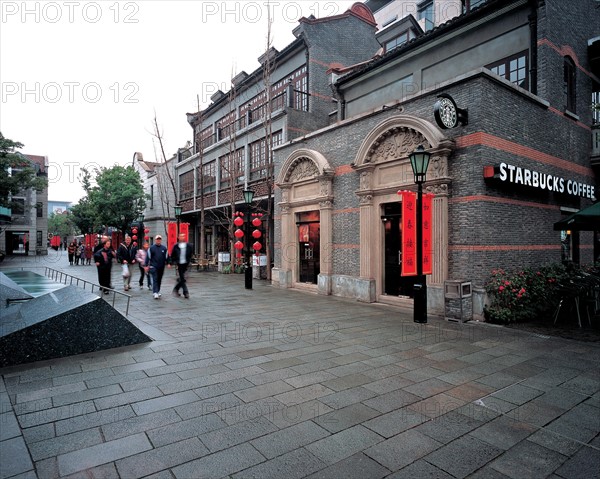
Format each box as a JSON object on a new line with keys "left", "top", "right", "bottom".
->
{"left": 132, "top": 235, "right": 138, "bottom": 241}
{"left": 252, "top": 217, "right": 262, "bottom": 227}
{"left": 144, "top": 228, "right": 149, "bottom": 234}
{"left": 253, "top": 241, "right": 262, "bottom": 251}
{"left": 234, "top": 240, "right": 244, "bottom": 250}
{"left": 234, "top": 229, "right": 244, "bottom": 238}
{"left": 252, "top": 230, "right": 262, "bottom": 239}
{"left": 132, "top": 228, "right": 138, "bottom": 235}
{"left": 144, "top": 235, "right": 149, "bottom": 241}
{"left": 234, "top": 216, "right": 244, "bottom": 227}
{"left": 133, "top": 242, "right": 138, "bottom": 247}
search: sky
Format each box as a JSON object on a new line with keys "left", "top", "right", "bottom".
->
{"left": 1, "top": 0, "right": 356, "bottom": 202}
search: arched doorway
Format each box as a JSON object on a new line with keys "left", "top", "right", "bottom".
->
{"left": 353, "top": 115, "right": 454, "bottom": 308}
{"left": 274, "top": 149, "right": 334, "bottom": 294}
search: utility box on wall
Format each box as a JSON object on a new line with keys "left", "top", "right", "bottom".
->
{"left": 444, "top": 280, "right": 472, "bottom": 323}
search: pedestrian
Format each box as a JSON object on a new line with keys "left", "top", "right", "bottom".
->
{"left": 85, "top": 244, "right": 92, "bottom": 265}
{"left": 93, "top": 235, "right": 108, "bottom": 254}
{"left": 79, "top": 243, "right": 86, "bottom": 265}
{"left": 135, "top": 241, "right": 152, "bottom": 290}
{"left": 145, "top": 235, "right": 168, "bottom": 299}
{"left": 169, "top": 233, "right": 194, "bottom": 298}
{"left": 117, "top": 235, "right": 137, "bottom": 291}
{"left": 94, "top": 239, "right": 116, "bottom": 294}
{"left": 168, "top": 233, "right": 193, "bottom": 299}
{"left": 67, "top": 241, "right": 76, "bottom": 265}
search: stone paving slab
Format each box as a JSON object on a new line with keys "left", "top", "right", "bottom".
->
{"left": 1, "top": 256, "right": 600, "bottom": 478}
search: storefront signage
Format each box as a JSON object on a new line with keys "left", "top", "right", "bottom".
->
{"left": 484, "top": 162, "right": 596, "bottom": 199}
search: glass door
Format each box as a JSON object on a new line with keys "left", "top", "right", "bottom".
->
{"left": 382, "top": 203, "right": 416, "bottom": 297}
{"left": 297, "top": 211, "right": 320, "bottom": 284}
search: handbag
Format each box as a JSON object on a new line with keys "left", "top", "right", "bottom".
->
{"left": 122, "top": 263, "right": 130, "bottom": 277}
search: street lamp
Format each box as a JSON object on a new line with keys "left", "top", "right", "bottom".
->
{"left": 174, "top": 205, "right": 182, "bottom": 237}
{"left": 409, "top": 145, "right": 431, "bottom": 324}
{"left": 243, "top": 189, "right": 255, "bottom": 289}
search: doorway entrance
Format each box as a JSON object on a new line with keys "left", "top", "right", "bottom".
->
{"left": 297, "top": 211, "right": 320, "bottom": 284}
{"left": 382, "top": 202, "right": 416, "bottom": 297}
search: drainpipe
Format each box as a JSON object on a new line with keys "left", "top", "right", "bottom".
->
{"left": 528, "top": 0, "right": 539, "bottom": 96}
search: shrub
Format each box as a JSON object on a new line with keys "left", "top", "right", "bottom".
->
{"left": 483, "top": 264, "right": 567, "bottom": 324}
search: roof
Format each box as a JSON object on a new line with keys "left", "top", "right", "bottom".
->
{"left": 335, "top": 0, "right": 511, "bottom": 86}
{"left": 22, "top": 154, "right": 47, "bottom": 174}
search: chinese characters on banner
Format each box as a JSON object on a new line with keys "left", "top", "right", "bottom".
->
{"left": 422, "top": 193, "right": 433, "bottom": 275}
{"left": 167, "top": 222, "right": 190, "bottom": 255}
{"left": 400, "top": 191, "right": 434, "bottom": 276}
{"left": 401, "top": 191, "right": 417, "bottom": 276}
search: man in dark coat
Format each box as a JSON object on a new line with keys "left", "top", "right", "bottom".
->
{"left": 145, "top": 235, "right": 168, "bottom": 299}
{"left": 117, "top": 235, "right": 137, "bottom": 291}
{"left": 93, "top": 239, "right": 116, "bottom": 294}
{"left": 169, "top": 233, "right": 193, "bottom": 299}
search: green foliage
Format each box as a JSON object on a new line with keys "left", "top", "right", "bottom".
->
{"left": 74, "top": 165, "right": 146, "bottom": 235}
{"left": 0, "top": 132, "right": 48, "bottom": 209}
{"left": 484, "top": 264, "right": 568, "bottom": 323}
{"left": 47, "top": 212, "right": 76, "bottom": 238}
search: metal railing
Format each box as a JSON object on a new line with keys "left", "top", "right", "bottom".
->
{"left": 44, "top": 267, "right": 131, "bottom": 315}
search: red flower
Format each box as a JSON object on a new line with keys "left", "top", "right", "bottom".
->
{"left": 499, "top": 286, "right": 505, "bottom": 292}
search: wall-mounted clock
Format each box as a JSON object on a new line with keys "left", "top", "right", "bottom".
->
{"left": 434, "top": 94, "right": 468, "bottom": 129}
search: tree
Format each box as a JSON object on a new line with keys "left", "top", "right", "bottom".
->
{"left": 88, "top": 165, "right": 146, "bottom": 235}
{"left": 47, "top": 211, "right": 76, "bottom": 239}
{"left": 0, "top": 132, "right": 47, "bottom": 209}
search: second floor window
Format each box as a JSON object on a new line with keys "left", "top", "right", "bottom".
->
{"left": 486, "top": 51, "right": 529, "bottom": 90}
{"left": 564, "top": 56, "right": 576, "bottom": 113}
{"left": 200, "top": 161, "right": 216, "bottom": 194}
{"left": 249, "top": 131, "right": 283, "bottom": 181}
{"left": 179, "top": 171, "right": 194, "bottom": 201}
{"left": 12, "top": 198, "right": 25, "bottom": 215}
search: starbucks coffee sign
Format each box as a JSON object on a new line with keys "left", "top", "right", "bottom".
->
{"left": 484, "top": 162, "right": 596, "bottom": 199}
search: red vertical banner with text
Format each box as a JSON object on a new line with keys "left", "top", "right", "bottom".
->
{"left": 179, "top": 223, "right": 189, "bottom": 242}
{"left": 422, "top": 194, "right": 433, "bottom": 275}
{"left": 167, "top": 222, "right": 177, "bottom": 255}
{"left": 401, "top": 191, "right": 417, "bottom": 276}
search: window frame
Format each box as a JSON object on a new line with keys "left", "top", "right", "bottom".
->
{"left": 486, "top": 50, "right": 529, "bottom": 91}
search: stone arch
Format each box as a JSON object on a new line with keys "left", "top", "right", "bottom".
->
{"left": 353, "top": 115, "right": 450, "bottom": 168}
{"left": 276, "top": 149, "right": 334, "bottom": 186}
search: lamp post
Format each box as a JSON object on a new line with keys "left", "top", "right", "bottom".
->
{"left": 174, "top": 205, "right": 182, "bottom": 238}
{"left": 409, "top": 145, "right": 431, "bottom": 324}
{"left": 243, "top": 188, "right": 255, "bottom": 290}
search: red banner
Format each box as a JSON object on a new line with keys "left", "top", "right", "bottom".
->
{"left": 179, "top": 223, "right": 189, "bottom": 242}
{"left": 401, "top": 191, "right": 417, "bottom": 276}
{"left": 167, "top": 222, "right": 177, "bottom": 255}
{"left": 422, "top": 194, "right": 433, "bottom": 275}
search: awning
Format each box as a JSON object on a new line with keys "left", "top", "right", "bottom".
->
{"left": 554, "top": 202, "right": 600, "bottom": 231}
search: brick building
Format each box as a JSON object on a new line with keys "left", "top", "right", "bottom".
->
{"left": 272, "top": 0, "right": 600, "bottom": 318}
{"left": 178, "top": 4, "right": 380, "bottom": 260}
{"left": 0, "top": 153, "right": 49, "bottom": 256}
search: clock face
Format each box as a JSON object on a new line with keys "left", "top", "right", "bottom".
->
{"left": 434, "top": 95, "right": 459, "bottom": 129}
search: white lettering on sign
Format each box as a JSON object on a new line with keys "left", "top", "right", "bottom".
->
{"left": 496, "top": 162, "right": 594, "bottom": 199}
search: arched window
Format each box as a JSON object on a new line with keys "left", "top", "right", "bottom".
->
{"left": 564, "top": 56, "right": 576, "bottom": 113}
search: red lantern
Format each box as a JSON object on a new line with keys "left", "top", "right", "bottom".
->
{"left": 132, "top": 228, "right": 138, "bottom": 234}
{"left": 234, "top": 229, "right": 244, "bottom": 238}
{"left": 234, "top": 217, "right": 244, "bottom": 227}
{"left": 234, "top": 241, "right": 244, "bottom": 250}
{"left": 253, "top": 241, "right": 262, "bottom": 251}
{"left": 144, "top": 228, "right": 149, "bottom": 233}
{"left": 252, "top": 218, "right": 262, "bottom": 227}
{"left": 144, "top": 235, "right": 149, "bottom": 240}
{"left": 133, "top": 242, "right": 138, "bottom": 247}
{"left": 132, "top": 235, "right": 138, "bottom": 240}
{"left": 252, "top": 230, "right": 262, "bottom": 238}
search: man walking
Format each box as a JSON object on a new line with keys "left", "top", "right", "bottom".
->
{"left": 145, "top": 235, "right": 168, "bottom": 299}
{"left": 117, "top": 235, "right": 137, "bottom": 291}
{"left": 94, "top": 239, "right": 116, "bottom": 294}
{"left": 169, "top": 233, "right": 193, "bottom": 299}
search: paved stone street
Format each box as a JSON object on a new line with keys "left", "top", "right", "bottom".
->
{"left": 1, "top": 251, "right": 599, "bottom": 478}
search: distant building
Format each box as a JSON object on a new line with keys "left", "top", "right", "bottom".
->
{"left": 0, "top": 153, "right": 49, "bottom": 255}
{"left": 47, "top": 200, "right": 72, "bottom": 216}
